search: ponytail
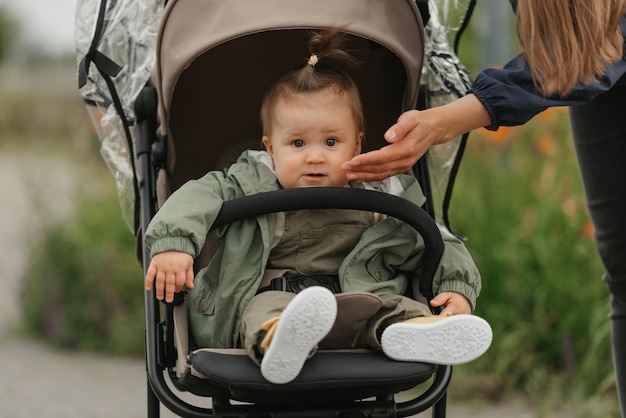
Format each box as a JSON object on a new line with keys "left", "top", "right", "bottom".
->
{"left": 261, "top": 26, "right": 364, "bottom": 135}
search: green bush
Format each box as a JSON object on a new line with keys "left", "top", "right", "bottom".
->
{"left": 449, "top": 109, "right": 614, "bottom": 405}
{"left": 21, "top": 190, "right": 145, "bottom": 356}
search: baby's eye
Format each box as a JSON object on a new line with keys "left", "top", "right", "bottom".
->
{"left": 325, "top": 138, "right": 338, "bottom": 147}
{"left": 292, "top": 139, "right": 305, "bottom": 148}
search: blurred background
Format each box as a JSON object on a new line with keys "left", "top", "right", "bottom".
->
{"left": 0, "top": 1, "right": 618, "bottom": 417}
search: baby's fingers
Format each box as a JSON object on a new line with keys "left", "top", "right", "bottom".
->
{"left": 145, "top": 264, "right": 157, "bottom": 291}
{"left": 153, "top": 269, "right": 167, "bottom": 301}
{"left": 186, "top": 268, "right": 195, "bottom": 289}
{"left": 164, "top": 271, "right": 180, "bottom": 303}
{"left": 165, "top": 270, "right": 193, "bottom": 303}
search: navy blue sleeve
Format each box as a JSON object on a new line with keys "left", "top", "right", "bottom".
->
{"left": 467, "top": 15, "right": 626, "bottom": 130}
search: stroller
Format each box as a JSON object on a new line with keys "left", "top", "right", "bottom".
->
{"left": 76, "top": 0, "right": 477, "bottom": 417}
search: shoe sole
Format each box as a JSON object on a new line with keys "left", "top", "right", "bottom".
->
{"left": 260, "top": 287, "right": 337, "bottom": 384}
{"left": 381, "top": 314, "right": 492, "bottom": 365}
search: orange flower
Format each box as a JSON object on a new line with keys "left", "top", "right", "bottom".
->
{"left": 536, "top": 134, "right": 556, "bottom": 155}
{"left": 582, "top": 221, "right": 595, "bottom": 240}
{"left": 480, "top": 126, "right": 514, "bottom": 145}
{"left": 536, "top": 107, "right": 566, "bottom": 124}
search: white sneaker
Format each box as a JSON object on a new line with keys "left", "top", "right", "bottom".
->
{"left": 260, "top": 287, "right": 337, "bottom": 384}
{"left": 381, "top": 314, "right": 492, "bottom": 365}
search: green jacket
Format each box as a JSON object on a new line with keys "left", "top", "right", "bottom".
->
{"left": 144, "top": 151, "right": 481, "bottom": 348}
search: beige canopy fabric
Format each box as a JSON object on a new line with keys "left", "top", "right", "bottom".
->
{"left": 153, "top": 0, "right": 425, "bottom": 190}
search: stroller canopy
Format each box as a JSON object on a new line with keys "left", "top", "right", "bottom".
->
{"left": 154, "top": 0, "right": 424, "bottom": 190}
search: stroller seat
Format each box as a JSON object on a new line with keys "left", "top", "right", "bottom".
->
{"left": 172, "top": 290, "right": 440, "bottom": 407}
{"left": 175, "top": 308, "right": 439, "bottom": 407}
{"left": 185, "top": 349, "right": 438, "bottom": 404}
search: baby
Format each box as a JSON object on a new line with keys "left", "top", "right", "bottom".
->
{"left": 144, "top": 27, "right": 492, "bottom": 384}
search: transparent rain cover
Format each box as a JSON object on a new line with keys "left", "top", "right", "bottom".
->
{"left": 75, "top": 0, "right": 164, "bottom": 230}
{"left": 423, "top": 0, "right": 473, "bottom": 222}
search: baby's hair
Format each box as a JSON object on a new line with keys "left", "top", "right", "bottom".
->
{"left": 261, "top": 26, "right": 365, "bottom": 137}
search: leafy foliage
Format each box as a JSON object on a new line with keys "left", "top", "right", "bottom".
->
{"left": 21, "top": 190, "right": 145, "bottom": 356}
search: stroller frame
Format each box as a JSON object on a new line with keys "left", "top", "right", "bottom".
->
{"left": 138, "top": 85, "right": 452, "bottom": 417}
{"left": 138, "top": 98, "right": 453, "bottom": 415}
{"left": 127, "top": 0, "right": 478, "bottom": 416}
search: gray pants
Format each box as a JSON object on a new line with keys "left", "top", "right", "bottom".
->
{"left": 240, "top": 290, "right": 432, "bottom": 365}
{"left": 569, "top": 75, "right": 626, "bottom": 416}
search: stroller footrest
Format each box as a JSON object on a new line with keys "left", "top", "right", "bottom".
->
{"left": 181, "top": 349, "right": 438, "bottom": 405}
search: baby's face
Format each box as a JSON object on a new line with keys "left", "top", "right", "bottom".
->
{"left": 263, "top": 87, "right": 363, "bottom": 189}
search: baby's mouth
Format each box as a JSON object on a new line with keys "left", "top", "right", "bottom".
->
{"left": 302, "top": 173, "right": 327, "bottom": 183}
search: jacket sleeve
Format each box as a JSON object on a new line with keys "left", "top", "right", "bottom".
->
{"left": 143, "top": 170, "right": 240, "bottom": 258}
{"left": 467, "top": 15, "right": 626, "bottom": 130}
{"left": 432, "top": 226, "right": 481, "bottom": 311}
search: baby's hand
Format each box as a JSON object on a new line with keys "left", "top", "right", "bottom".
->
{"left": 145, "top": 251, "right": 194, "bottom": 303}
{"left": 429, "top": 292, "right": 472, "bottom": 315}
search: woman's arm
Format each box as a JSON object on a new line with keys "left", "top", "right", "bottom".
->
{"left": 471, "top": 48, "right": 626, "bottom": 130}
{"left": 343, "top": 15, "right": 626, "bottom": 182}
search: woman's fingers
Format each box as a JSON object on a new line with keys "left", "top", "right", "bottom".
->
{"left": 343, "top": 143, "right": 421, "bottom": 181}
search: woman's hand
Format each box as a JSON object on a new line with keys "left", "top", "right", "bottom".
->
{"left": 341, "top": 110, "right": 440, "bottom": 181}
{"left": 341, "top": 94, "right": 491, "bottom": 182}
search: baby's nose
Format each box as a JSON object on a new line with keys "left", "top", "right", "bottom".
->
{"left": 306, "top": 149, "right": 325, "bottom": 163}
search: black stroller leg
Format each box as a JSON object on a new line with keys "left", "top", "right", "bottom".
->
{"left": 147, "top": 377, "right": 160, "bottom": 418}
{"left": 432, "top": 392, "right": 447, "bottom": 418}
{"left": 431, "top": 367, "right": 451, "bottom": 418}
